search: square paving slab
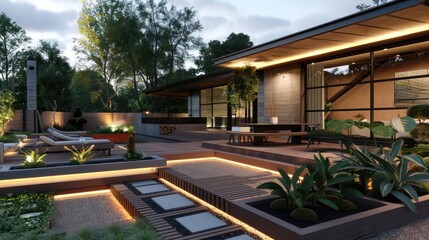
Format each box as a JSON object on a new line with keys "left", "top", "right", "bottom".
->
{"left": 226, "top": 234, "right": 254, "bottom": 240}
{"left": 152, "top": 193, "right": 195, "bottom": 211}
{"left": 130, "top": 180, "right": 158, "bottom": 187}
{"left": 135, "top": 184, "right": 169, "bottom": 194}
{"left": 175, "top": 212, "right": 227, "bottom": 234}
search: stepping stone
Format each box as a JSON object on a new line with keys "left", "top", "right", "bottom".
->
{"left": 135, "top": 184, "right": 169, "bottom": 194}
{"left": 175, "top": 212, "right": 227, "bottom": 234}
{"left": 152, "top": 193, "right": 195, "bottom": 211}
{"left": 130, "top": 180, "right": 158, "bottom": 187}
{"left": 226, "top": 234, "right": 254, "bottom": 240}
{"left": 20, "top": 212, "right": 43, "bottom": 218}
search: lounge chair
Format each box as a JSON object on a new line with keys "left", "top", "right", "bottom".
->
{"left": 22, "top": 136, "right": 114, "bottom": 155}
{"left": 48, "top": 127, "right": 87, "bottom": 137}
{"left": 47, "top": 128, "right": 93, "bottom": 141}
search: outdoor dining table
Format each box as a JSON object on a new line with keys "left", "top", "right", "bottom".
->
{"left": 245, "top": 122, "right": 319, "bottom": 145}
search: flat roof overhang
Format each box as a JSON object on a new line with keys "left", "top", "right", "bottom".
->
{"left": 215, "top": 0, "right": 429, "bottom": 69}
{"left": 145, "top": 70, "right": 234, "bottom": 97}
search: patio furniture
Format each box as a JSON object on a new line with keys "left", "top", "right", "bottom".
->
{"left": 307, "top": 129, "right": 350, "bottom": 151}
{"left": 245, "top": 123, "right": 318, "bottom": 145}
{"left": 21, "top": 136, "right": 114, "bottom": 155}
{"left": 48, "top": 127, "right": 87, "bottom": 137}
{"left": 227, "top": 131, "right": 308, "bottom": 145}
{"left": 47, "top": 128, "right": 93, "bottom": 141}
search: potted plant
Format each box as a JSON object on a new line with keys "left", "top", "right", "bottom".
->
{"left": 123, "top": 135, "right": 145, "bottom": 160}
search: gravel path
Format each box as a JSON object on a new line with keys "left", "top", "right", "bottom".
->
{"left": 51, "top": 191, "right": 133, "bottom": 234}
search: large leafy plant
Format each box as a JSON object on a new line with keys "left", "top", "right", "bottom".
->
{"left": 307, "top": 154, "right": 363, "bottom": 210}
{"left": 339, "top": 139, "right": 429, "bottom": 213}
{"left": 257, "top": 157, "right": 363, "bottom": 222}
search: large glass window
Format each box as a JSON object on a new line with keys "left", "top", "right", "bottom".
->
{"left": 306, "top": 41, "right": 429, "bottom": 129}
{"left": 200, "top": 86, "right": 228, "bottom": 129}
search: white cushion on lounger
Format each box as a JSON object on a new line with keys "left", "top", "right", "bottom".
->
{"left": 48, "top": 128, "right": 93, "bottom": 141}
{"left": 39, "top": 136, "right": 111, "bottom": 146}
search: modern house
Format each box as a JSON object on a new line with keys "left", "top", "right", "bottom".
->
{"left": 147, "top": 0, "right": 429, "bottom": 130}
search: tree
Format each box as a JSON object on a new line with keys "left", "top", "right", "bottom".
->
{"left": 195, "top": 33, "right": 253, "bottom": 74}
{"left": 136, "top": 0, "right": 202, "bottom": 88}
{"left": 356, "top": 0, "right": 389, "bottom": 11}
{"left": 227, "top": 65, "right": 259, "bottom": 124}
{"left": 0, "top": 12, "right": 31, "bottom": 91}
{"left": 35, "top": 41, "right": 74, "bottom": 112}
{"left": 70, "top": 69, "right": 107, "bottom": 112}
{"left": 76, "top": 0, "right": 126, "bottom": 111}
{"left": 0, "top": 90, "right": 16, "bottom": 136}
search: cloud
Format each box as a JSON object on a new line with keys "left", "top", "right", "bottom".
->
{"left": 0, "top": 0, "right": 77, "bottom": 33}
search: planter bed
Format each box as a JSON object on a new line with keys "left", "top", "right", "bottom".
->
{"left": 91, "top": 133, "right": 132, "bottom": 143}
{"left": 230, "top": 194, "right": 429, "bottom": 240}
{"left": 0, "top": 155, "right": 166, "bottom": 191}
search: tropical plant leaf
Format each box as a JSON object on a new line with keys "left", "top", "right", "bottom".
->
{"left": 328, "top": 161, "right": 349, "bottom": 176}
{"left": 314, "top": 154, "right": 326, "bottom": 181}
{"left": 291, "top": 166, "right": 306, "bottom": 189}
{"left": 372, "top": 125, "right": 396, "bottom": 137}
{"left": 324, "top": 189, "right": 342, "bottom": 197}
{"left": 390, "top": 116, "right": 416, "bottom": 132}
{"left": 407, "top": 172, "right": 429, "bottom": 182}
{"left": 341, "top": 187, "right": 364, "bottom": 198}
{"left": 398, "top": 159, "right": 408, "bottom": 183}
{"left": 402, "top": 184, "right": 419, "bottom": 201}
{"left": 380, "top": 181, "right": 394, "bottom": 197}
{"left": 327, "top": 174, "right": 355, "bottom": 187}
{"left": 300, "top": 172, "right": 317, "bottom": 195}
{"left": 403, "top": 154, "right": 428, "bottom": 170}
{"left": 390, "top": 139, "right": 404, "bottom": 158}
{"left": 271, "top": 189, "right": 288, "bottom": 198}
{"left": 317, "top": 198, "right": 339, "bottom": 210}
{"left": 278, "top": 168, "right": 292, "bottom": 187}
{"left": 326, "top": 119, "right": 354, "bottom": 132}
{"left": 391, "top": 190, "right": 417, "bottom": 213}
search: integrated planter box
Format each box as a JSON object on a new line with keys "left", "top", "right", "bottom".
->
{"left": 91, "top": 133, "right": 133, "bottom": 143}
{"left": 0, "top": 155, "right": 166, "bottom": 192}
{"left": 230, "top": 195, "right": 429, "bottom": 240}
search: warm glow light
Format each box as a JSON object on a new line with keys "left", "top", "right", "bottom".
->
{"left": 221, "top": 25, "right": 429, "bottom": 69}
{"left": 0, "top": 167, "right": 157, "bottom": 188}
{"left": 54, "top": 189, "right": 110, "bottom": 200}
{"left": 168, "top": 157, "right": 281, "bottom": 176}
{"left": 159, "top": 178, "right": 274, "bottom": 240}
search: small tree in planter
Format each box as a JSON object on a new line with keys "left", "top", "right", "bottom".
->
{"left": 227, "top": 64, "right": 259, "bottom": 125}
{"left": 123, "top": 134, "right": 144, "bottom": 160}
{"left": 67, "top": 108, "right": 87, "bottom": 130}
{"left": 0, "top": 90, "right": 16, "bottom": 136}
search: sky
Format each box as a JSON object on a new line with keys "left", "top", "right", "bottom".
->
{"left": 0, "top": 0, "right": 377, "bottom": 68}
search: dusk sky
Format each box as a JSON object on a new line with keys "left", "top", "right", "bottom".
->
{"left": 1, "top": 0, "right": 377, "bottom": 68}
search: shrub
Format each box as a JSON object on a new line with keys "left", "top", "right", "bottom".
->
{"left": 338, "top": 140, "right": 429, "bottom": 213}
{"left": 410, "top": 123, "right": 429, "bottom": 141}
{"left": 407, "top": 104, "right": 429, "bottom": 121}
{"left": 0, "top": 90, "right": 16, "bottom": 136}
{"left": 64, "top": 144, "right": 94, "bottom": 164}
{"left": 22, "top": 150, "right": 47, "bottom": 168}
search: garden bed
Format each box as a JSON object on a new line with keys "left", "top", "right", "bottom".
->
{"left": 0, "top": 192, "right": 53, "bottom": 236}
{"left": 0, "top": 155, "right": 166, "bottom": 192}
{"left": 230, "top": 194, "right": 429, "bottom": 240}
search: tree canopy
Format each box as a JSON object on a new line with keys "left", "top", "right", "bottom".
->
{"left": 195, "top": 32, "right": 253, "bottom": 74}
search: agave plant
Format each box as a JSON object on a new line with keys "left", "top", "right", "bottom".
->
{"left": 22, "top": 150, "right": 47, "bottom": 168}
{"left": 307, "top": 154, "right": 363, "bottom": 210}
{"left": 64, "top": 144, "right": 94, "bottom": 164}
{"left": 339, "top": 139, "right": 429, "bottom": 213}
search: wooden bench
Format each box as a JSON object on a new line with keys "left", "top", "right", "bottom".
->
{"left": 226, "top": 131, "right": 308, "bottom": 145}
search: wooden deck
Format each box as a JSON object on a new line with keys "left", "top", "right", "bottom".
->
{"left": 111, "top": 168, "right": 272, "bottom": 239}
